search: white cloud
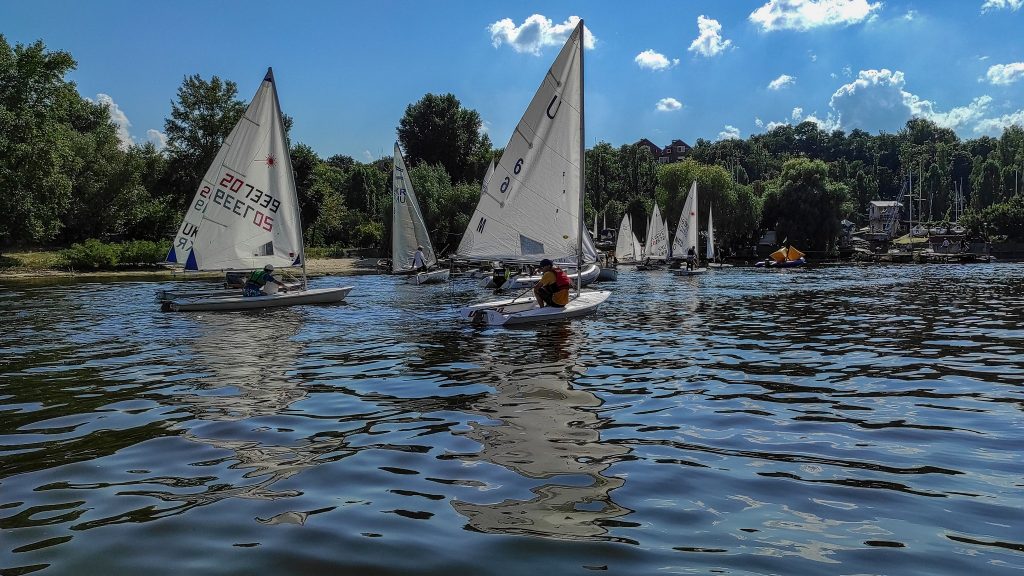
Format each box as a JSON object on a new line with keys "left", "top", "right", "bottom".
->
{"left": 688, "top": 15, "right": 733, "bottom": 57}
{"left": 718, "top": 125, "right": 742, "bottom": 140}
{"left": 792, "top": 107, "right": 804, "bottom": 120}
{"left": 768, "top": 74, "right": 796, "bottom": 90}
{"left": 843, "top": 65, "right": 853, "bottom": 77}
{"left": 635, "top": 49, "right": 679, "bottom": 71}
{"left": 903, "top": 9, "right": 918, "bottom": 20}
{"left": 831, "top": 72, "right": 838, "bottom": 79}
{"left": 981, "top": 0, "right": 1023, "bottom": 12}
{"left": 986, "top": 63, "right": 1024, "bottom": 85}
{"left": 488, "top": 15, "right": 595, "bottom": 55}
{"left": 829, "top": 69, "right": 994, "bottom": 133}
{"left": 94, "top": 93, "right": 133, "bottom": 150}
{"left": 363, "top": 150, "right": 374, "bottom": 162}
{"left": 755, "top": 117, "right": 765, "bottom": 128}
{"left": 808, "top": 51, "right": 817, "bottom": 62}
{"left": 750, "top": 0, "right": 882, "bottom": 32}
{"left": 146, "top": 129, "right": 168, "bottom": 150}
{"left": 656, "top": 97, "right": 683, "bottom": 112}
{"left": 974, "top": 109, "right": 1024, "bottom": 135}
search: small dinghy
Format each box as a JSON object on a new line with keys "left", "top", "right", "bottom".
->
{"left": 461, "top": 290, "right": 610, "bottom": 327}
{"left": 453, "top": 20, "right": 609, "bottom": 326}
{"left": 161, "top": 68, "right": 352, "bottom": 311}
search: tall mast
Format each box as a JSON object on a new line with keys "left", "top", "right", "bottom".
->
{"left": 576, "top": 19, "right": 585, "bottom": 297}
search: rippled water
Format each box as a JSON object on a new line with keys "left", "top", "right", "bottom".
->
{"left": 2, "top": 264, "right": 1023, "bottom": 575}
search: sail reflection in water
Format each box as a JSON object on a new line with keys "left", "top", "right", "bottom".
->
{"left": 129, "top": 311, "right": 324, "bottom": 507}
{"left": 450, "top": 328, "right": 633, "bottom": 541}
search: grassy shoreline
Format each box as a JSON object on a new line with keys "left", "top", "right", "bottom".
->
{"left": 0, "top": 250, "right": 377, "bottom": 279}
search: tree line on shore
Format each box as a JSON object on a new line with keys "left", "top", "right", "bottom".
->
{"left": 3, "top": 36, "right": 1023, "bottom": 265}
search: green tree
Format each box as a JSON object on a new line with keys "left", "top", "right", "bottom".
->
{"left": 762, "top": 158, "right": 849, "bottom": 253}
{"left": 397, "top": 93, "right": 490, "bottom": 185}
{"left": 0, "top": 37, "right": 80, "bottom": 246}
{"left": 162, "top": 74, "right": 246, "bottom": 212}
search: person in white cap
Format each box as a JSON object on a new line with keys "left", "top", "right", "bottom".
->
{"left": 243, "top": 264, "right": 288, "bottom": 297}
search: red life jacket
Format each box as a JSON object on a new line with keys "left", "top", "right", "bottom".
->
{"left": 552, "top": 267, "right": 572, "bottom": 290}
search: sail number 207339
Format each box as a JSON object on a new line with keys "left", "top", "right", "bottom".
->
{"left": 192, "top": 172, "right": 281, "bottom": 232}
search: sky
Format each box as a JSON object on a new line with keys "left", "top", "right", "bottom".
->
{"left": 3, "top": 0, "right": 1023, "bottom": 162}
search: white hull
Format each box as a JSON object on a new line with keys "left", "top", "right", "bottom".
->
{"left": 491, "top": 263, "right": 601, "bottom": 290}
{"left": 155, "top": 281, "right": 302, "bottom": 302}
{"left": 164, "top": 286, "right": 353, "bottom": 312}
{"left": 672, "top": 267, "right": 708, "bottom": 276}
{"left": 408, "top": 269, "right": 450, "bottom": 285}
{"left": 460, "top": 290, "right": 610, "bottom": 326}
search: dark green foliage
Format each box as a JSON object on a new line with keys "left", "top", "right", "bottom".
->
{"left": 61, "top": 239, "right": 167, "bottom": 270}
{"left": 116, "top": 240, "right": 166, "bottom": 265}
{"left": 4, "top": 38, "right": 1023, "bottom": 258}
{"left": 397, "top": 93, "right": 490, "bottom": 185}
{"left": 61, "top": 239, "right": 118, "bottom": 270}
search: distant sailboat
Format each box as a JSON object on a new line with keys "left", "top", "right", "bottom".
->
{"left": 639, "top": 204, "right": 669, "bottom": 269}
{"left": 671, "top": 181, "right": 707, "bottom": 276}
{"left": 456, "top": 19, "right": 610, "bottom": 326}
{"left": 392, "top": 143, "right": 450, "bottom": 285}
{"left": 615, "top": 213, "right": 640, "bottom": 264}
{"left": 161, "top": 68, "right": 352, "bottom": 311}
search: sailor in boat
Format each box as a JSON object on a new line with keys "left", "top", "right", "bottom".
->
{"left": 243, "top": 264, "right": 289, "bottom": 297}
{"left": 686, "top": 246, "right": 696, "bottom": 271}
{"left": 533, "top": 259, "right": 572, "bottom": 309}
{"left": 412, "top": 245, "right": 427, "bottom": 272}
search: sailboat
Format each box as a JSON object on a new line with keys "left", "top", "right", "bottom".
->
{"left": 670, "top": 181, "right": 706, "bottom": 275}
{"left": 614, "top": 213, "right": 641, "bottom": 264}
{"left": 637, "top": 204, "right": 669, "bottom": 270}
{"left": 161, "top": 68, "right": 353, "bottom": 312}
{"left": 756, "top": 245, "right": 806, "bottom": 268}
{"left": 704, "top": 204, "right": 730, "bottom": 269}
{"left": 392, "top": 143, "right": 450, "bottom": 285}
{"left": 456, "top": 19, "right": 610, "bottom": 326}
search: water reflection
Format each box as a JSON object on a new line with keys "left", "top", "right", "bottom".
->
{"left": 450, "top": 326, "right": 633, "bottom": 541}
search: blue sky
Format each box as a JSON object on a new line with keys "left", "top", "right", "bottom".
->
{"left": 3, "top": 1, "right": 1023, "bottom": 161}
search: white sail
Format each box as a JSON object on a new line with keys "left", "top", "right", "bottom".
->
{"left": 392, "top": 143, "right": 436, "bottom": 272}
{"left": 172, "top": 69, "right": 303, "bottom": 272}
{"left": 455, "top": 22, "right": 592, "bottom": 265}
{"left": 671, "top": 181, "right": 698, "bottom": 260}
{"left": 615, "top": 213, "right": 639, "bottom": 262}
{"left": 456, "top": 160, "right": 494, "bottom": 258}
{"left": 645, "top": 204, "right": 669, "bottom": 260}
{"left": 706, "top": 204, "right": 715, "bottom": 261}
